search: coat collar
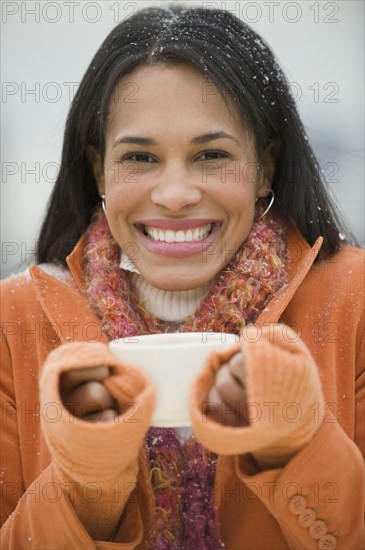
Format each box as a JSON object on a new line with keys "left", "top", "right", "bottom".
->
{"left": 255, "top": 225, "right": 323, "bottom": 326}
{"left": 30, "top": 224, "right": 323, "bottom": 343}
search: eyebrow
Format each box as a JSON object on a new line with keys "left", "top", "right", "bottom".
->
{"left": 112, "top": 131, "right": 240, "bottom": 148}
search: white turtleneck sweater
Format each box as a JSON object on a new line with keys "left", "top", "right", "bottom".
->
{"left": 120, "top": 249, "right": 215, "bottom": 326}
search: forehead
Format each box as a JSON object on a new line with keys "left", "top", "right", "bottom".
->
{"left": 106, "top": 63, "right": 247, "bottom": 139}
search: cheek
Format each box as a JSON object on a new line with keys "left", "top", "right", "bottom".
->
{"left": 104, "top": 166, "right": 147, "bottom": 218}
{"left": 215, "top": 171, "right": 256, "bottom": 217}
{"left": 217, "top": 158, "right": 257, "bottom": 193}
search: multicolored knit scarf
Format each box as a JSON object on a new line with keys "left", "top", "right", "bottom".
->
{"left": 83, "top": 209, "right": 287, "bottom": 548}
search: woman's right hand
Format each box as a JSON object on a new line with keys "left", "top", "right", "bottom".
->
{"left": 60, "top": 366, "right": 119, "bottom": 422}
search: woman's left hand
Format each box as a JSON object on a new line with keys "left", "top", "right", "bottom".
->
{"left": 206, "top": 351, "right": 250, "bottom": 427}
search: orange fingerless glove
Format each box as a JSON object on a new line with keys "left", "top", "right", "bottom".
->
{"left": 190, "top": 325, "right": 325, "bottom": 470}
{"left": 39, "top": 342, "right": 156, "bottom": 540}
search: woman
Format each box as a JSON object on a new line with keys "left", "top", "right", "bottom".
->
{"left": 1, "top": 5, "right": 363, "bottom": 549}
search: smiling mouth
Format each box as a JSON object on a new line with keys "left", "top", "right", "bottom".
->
{"left": 136, "top": 223, "right": 218, "bottom": 243}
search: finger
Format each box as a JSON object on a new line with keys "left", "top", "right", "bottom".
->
{"left": 60, "top": 366, "right": 110, "bottom": 392}
{"left": 205, "top": 385, "right": 242, "bottom": 427}
{"left": 205, "top": 385, "right": 224, "bottom": 420}
{"left": 62, "top": 381, "right": 117, "bottom": 417}
{"left": 228, "top": 351, "right": 247, "bottom": 387}
{"left": 215, "top": 365, "right": 247, "bottom": 411}
{"left": 82, "top": 409, "right": 118, "bottom": 423}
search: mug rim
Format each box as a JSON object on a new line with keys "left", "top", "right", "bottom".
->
{"left": 109, "top": 331, "right": 239, "bottom": 350}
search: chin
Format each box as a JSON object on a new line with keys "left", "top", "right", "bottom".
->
{"left": 137, "top": 260, "right": 221, "bottom": 291}
{"left": 143, "top": 271, "right": 212, "bottom": 292}
{"left": 150, "top": 279, "right": 202, "bottom": 292}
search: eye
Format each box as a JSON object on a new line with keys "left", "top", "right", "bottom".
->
{"left": 120, "top": 152, "right": 156, "bottom": 163}
{"left": 198, "top": 150, "right": 230, "bottom": 161}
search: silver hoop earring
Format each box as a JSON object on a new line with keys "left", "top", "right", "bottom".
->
{"left": 258, "top": 190, "right": 275, "bottom": 220}
{"left": 101, "top": 194, "right": 106, "bottom": 214}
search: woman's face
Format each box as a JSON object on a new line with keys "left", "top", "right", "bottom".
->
{"left": 91, "top": 64, "right": 274, "bottom": 291}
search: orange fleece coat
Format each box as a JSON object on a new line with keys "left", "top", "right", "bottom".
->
{"left": 0, "top": 226, "right": 364, "bottom": 549}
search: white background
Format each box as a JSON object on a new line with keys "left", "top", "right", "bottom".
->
{"left": 1, "top": 0, "right": 364, "bottom": 278}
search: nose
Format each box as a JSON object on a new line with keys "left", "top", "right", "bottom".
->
{"left": 150, "top": 166, "right": 202, "bottom": 212}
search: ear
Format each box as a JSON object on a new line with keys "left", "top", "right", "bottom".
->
{"left": 256, "top": 139, "right": 280, "bottom": 198}
{"left": 86, "top": 145, "right": 105, "bottom": 196}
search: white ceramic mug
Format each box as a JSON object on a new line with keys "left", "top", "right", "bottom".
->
{"left": 109, "top": 332, "right": 239, "bottom": 427}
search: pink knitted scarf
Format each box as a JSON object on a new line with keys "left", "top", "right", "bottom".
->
{"left": 83, "top": 209, "right": 287, "bottom": 548}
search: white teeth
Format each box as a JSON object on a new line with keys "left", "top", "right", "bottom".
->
{"left": 175, "top": 230, "right": 185, "bottom": 242}
{"left": 165, "top": 230, "right": 175, "bottom": 243}
{"left": 148, "top": 228, "right": 159, "bottom": 240}
{"left": 145, "top": 224, "right": 212, "bottom": 242}
{"left": 192, "top": 228, "right": 199, "bottom": 241}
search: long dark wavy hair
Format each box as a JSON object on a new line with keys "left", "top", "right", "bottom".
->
{"left": 36, "top": 3, "right": 352, "bottom": 264}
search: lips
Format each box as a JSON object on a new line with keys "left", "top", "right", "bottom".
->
{"left": 143, "top": 223, "right": 212, "bottom": 243}
{"left": 134, "top": 221, "right": 221, "bottom": 257}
